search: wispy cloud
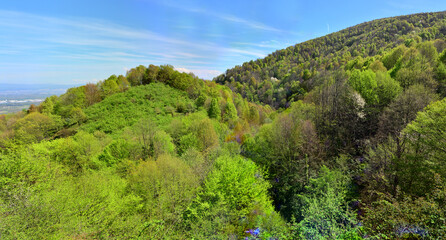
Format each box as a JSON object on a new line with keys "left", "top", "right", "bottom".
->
{"left": 218, "top": 14, "right": 281, "bottom": 32}
{"left": 0, "top": 9, "right": 276, "bottom": 82}
{"left": 232, "top": 40, "right": 293, "bottom": 50}
{"left": 156, "top": 1, "right": 288, "bottom": 33}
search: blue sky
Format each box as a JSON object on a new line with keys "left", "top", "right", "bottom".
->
{"left": 0, "top": 0, "right": 445, "bottom": 85}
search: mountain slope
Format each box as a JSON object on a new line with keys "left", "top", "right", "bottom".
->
{"left": 215, "top": 11, "right": 446, "bottom": 108}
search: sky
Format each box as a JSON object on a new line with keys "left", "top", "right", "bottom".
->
{"left": 0, "top": 0, "right": 445, "bottom": 85}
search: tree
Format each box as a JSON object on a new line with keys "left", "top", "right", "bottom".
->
{"left": 100, "top": 75, "right": 120, "bottom": 98}
{"left": 377, "top": 84, "right": 438, "bottom": 140}
{"left": 128, "top": 154, "right": 199, "bottom": 237}
{"left": 382, "top": 45, "right": 406, "bottom": 70}
{"left": 184, "top": 155, "right": 278, "bottom": 238}
{"left": 13, "top": 112, "right": 62, "bottom": 143}
{"left": 132, "top": 119, "right": 157, "bottom": 158}
{"left": 248, "top": 105, "right": 260, "bottom": 124}
{"left": 417, "top": 41, "right": 438, "bottom": 65}
{"left": 298, "top": 166, "right": 360, "bottom": 239}
{"left": 303, "top": 69, "right": 311, "bottom": 80}
{"left": 223, "top": 100, "right": 238, "bottom": 123}
{"left": 208, "top": 98, "right": 221, "bottom": 120}
{"left": 243, "top": 101, "right": 324, "bottom": 220}
{"left": 97, "top": 139, "right": 131, "bottom": 167}
{"left": 60, "top": 86, "right": 87, "bottom": 109}
{"left": 195, "top": 91, "right": 207, "bottom": 108}
{"left": 84, "top": 83, "right": 101, "bottom": 106}
{"left": 143, "top": 64, "right": 159, "bottom": 84}
{"left": 67, "top": 107, "right": 87, "bottom": 126}
{"left": 152, "top": 130, "right": 175, "bottom": 158}
{"left": 348, "top": 69, "right": 378, "bottom": 105}
{"left": 126, "top": 65, "right": 147, "bottom": 86}
{"left": 170, "top": 71, "right": 193, "bottom": 91}
{"left": 157, "top": 65, "right": 175, "bottom": 84}
{"left": 194, "top": 118, "right": 219, "bottom": 151}
{"left": 116, "top": 75, "right": 130, "bottom": 91}
{"left": 312, "top": 71, "right": 365, "bottom": 156}
{"left": 375, "top": 72, "right": 402, "bottom": 107}
{"left": 39, "top": 95, "right": 58, "bottom": 115}
{"left": 436, "top": 62, "right": 446, "bottom": 97}
{"left": 440, "top": 49, "right": 446, "bottom": 65}
{"left": 400, "top": 98, "right": 446, "bottom": 195}
{"left": 368, "top": 60, "right": 387, "bottom": 72}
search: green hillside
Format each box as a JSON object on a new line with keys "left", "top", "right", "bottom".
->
{"left": 0, "top": 65, "right": 284, "bottom": 239}
{"left": 82, "top": 83, "right": 194, "bottom": 134}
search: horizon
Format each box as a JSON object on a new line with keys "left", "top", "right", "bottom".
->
{"left": 1, "top": 0, "right": 446, "bottom": 85}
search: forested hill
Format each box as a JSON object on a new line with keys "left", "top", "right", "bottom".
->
{"left": 2, "top": 11, "right": 446, "bottom": 239}
{"left": 215, "top": 11, "right": 446, "bottom": 108}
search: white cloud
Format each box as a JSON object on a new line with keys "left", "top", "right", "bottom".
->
{"left": 175, "top": 67, "right": 192, "bottom": 73}
{"left": 175, "top": 67, "right": 222, "bottom": 79}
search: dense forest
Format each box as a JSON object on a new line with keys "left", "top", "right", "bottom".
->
{"left": 215, "top": 11, "right": 446, "bottom": 108}
{"left": 1, "top": 11, "right": 446, "bottom": 239}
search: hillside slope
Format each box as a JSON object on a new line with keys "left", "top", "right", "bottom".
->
{"left": 215, "top": 11, "right": 446, "bottom": 108}
{"left": 0, "top": 66, "right": 284, "bottom": 239}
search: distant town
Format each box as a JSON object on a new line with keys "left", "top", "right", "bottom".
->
{"left": 0, "top": 85, "right": 72, "bottom": 114}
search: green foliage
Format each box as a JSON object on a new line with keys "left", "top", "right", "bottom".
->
{"left": 401, "top": 98, "right": 446, "bottom": 195}
{"left": 97, "top": 139, "right": 131, "bottom": 167}
{"left": 144, "top": 64, "right": 159, "bottom": 84}
{"left": 382, "top": 45, "right": 406, "bottom": 70}
{"left": 178, "top": 133, "right": 200, "bottom": 154}
{"left": 362, "top": 179, "right": 446, "bottom": 239}
{"left": 100, "top": 75, "right": 120, "bottom": 98}
{"left": 59, "top": 86, "right": 87, "bottom": 109}
{"left": 195, "top": 91, "right": 207, "bottom": 107}
{"left": 1, "top": 168, "right": 145, "bottom": 239}
{"left": 129, "top": 155, "right": 199, "bottom": 227}
{"left": 348, "top": 69, "right": 378, "bottom": 104}
{"left": 223, "top": 100, "right": 238, "bottom": 123}
{"left": 435, "top": 62, "right": 446, "bottom": 96}
{"left": 298, "top": 166, "right": 360, "bottom": 239}
{"left": 184, "top": 155, "right": 283, "bottom": 238}
{"left": 126, "top": 65, "right": 146, "bottom": 86}
{"left": 0, "top": 62, "right": 274, "bottom": 239}
{"left": 82, "top": 83, "right": 195, "bottom": 134}
{"left": 243, "top": 100, "right": 324, "bottom": 220}
{"left": 33, "top": 131, "right": 108, "bottom": 174}
{"left": 375, "top": 72, "right": 402, "bottom": 106}
{"left": 440, "top": 48, "right": 446, "bottom": 64}
{"left": 215, "top": 11, "right": 446, "bottom": 108}
{"left": 152, "top": 130, "right": 175, "bottom": 157}
{"left": 39, "top": 95, "right": 57, "bottom": 115}
{"left": 377, "top": 84, "right": 438, "bottom": 139}
{"left": 311, "top": 72, "right": 366, "bottom": 156}
{"left": 208, "top": 98, "right": 221, "bottom": 119}
{"left": 13, "top": 112, "right": 62, "bottom": 143}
